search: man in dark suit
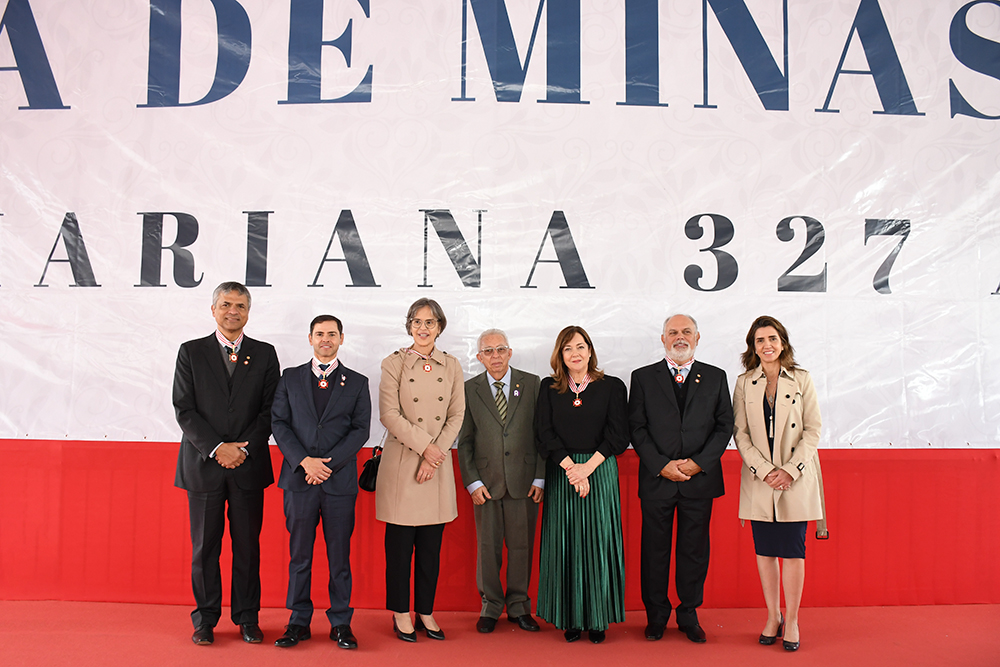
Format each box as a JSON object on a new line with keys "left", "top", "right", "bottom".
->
{"left": 270, "top": 315, "right": 370, "bottom": 650}
{"left": 629, "top": 314, "right": 734, "bottom": 644}
{"left": 173, "top": 281, "right": 280, "bottom": 646}
{"left": 457, "top": 329, "right": 544, "bottom": 634}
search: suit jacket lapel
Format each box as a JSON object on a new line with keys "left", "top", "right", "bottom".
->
{"left": 297, "top": 363, "right": 320, "bottom": 422}
{"left": 228, "top": 337, "right": 255, "bottom": 402}
{"left": 654, "top": 360, "right": 681, "bottom": 415}
{"left": 202, "top": 334, "right": 231, "bottom": 396}
{"left": 476, "top": 374, "right": 503, "bottom": 427}
{"left": 319, "top": 364, "right": 349, "bottom": 420}
{"left": 683, "top": 361, "right": 703, "bottom": 414}
{"left": 505, "top": 369, "right": 525, "bottom": 425}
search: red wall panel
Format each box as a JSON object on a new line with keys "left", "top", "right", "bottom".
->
{"left": 1, "top": 440, "right": 997, "bottom": 609}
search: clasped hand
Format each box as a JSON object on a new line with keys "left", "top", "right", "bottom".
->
{"left": 302, "top": 456, "right": 333, "bottom": 485}
{"left": 764, "top": 469, "right": 794, "bottom": 491}
{"left": 215, "top": 442, "right": 247, "bottom": 469}
{"left": 416, "top": 458, "right": 437, "bottom": 484}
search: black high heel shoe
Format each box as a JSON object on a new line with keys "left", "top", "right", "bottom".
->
{"left": 783, "top": 638, "right": 800, "bottom": 652}
{"left": 415, "top": 616, "right": 446, "bottom": 640}
{"left": 393, "top": 616, "right": 417, "bottom": 643}
{"left": 759, "top": 615, "right": 784, "bottom": 645}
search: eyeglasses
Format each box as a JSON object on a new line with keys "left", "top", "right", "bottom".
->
{"left": 479, "top": 346, "right": 510, "bottom": 357}
{"left": 411, "top": 318, "right": 438, "bottom": 330}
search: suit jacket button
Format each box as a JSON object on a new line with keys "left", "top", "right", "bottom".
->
{"left": 418, "top": 417, "right": 423, "bottom": 422}
{"left": 438, "top": 377, "right": 443, "bottom": 382}
{"left": 435, "top": 416, "right": 441, "bottom": 420}
{"left": 409, "top": 378, "right": 414, "bottom": 382}
{"left": 438, "top": 396, "right": 444, "bottom": 401}
{"left": 786, "top": 394, "right": 790, "bottom": 399}
{"left": 414, "top": 397, "right": 419, "bottom": 402}
{"left": 317, "top": 424, "right": 323, "bottom": 429}
{"left": 505, "top": 451, "right": 510, "bottom": 456}
{"left": 791, "top": 423, "right": 796, "bottom": 428}
{"left": 228, "top": 408, "right": 234, "bottom": 413}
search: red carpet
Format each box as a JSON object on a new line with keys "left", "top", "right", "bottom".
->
{"left": 1, "top": 601, "right": 997, "bottom": 667}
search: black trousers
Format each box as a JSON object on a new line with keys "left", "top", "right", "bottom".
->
{"left": 384, "top": 522, "right": 445, "bottom": 614}
{"left": 187, "top": 476, "right": 264, "bottom": 627}
{"left": 284, "top": 489, "right": 356, "bottom": 627}
{"left": 640, "top": 496, "right": 714, "bottom": 626}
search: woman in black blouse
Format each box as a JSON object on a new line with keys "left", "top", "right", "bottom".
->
{"left": 535, "top": 325, "right": 629, "bottom": 644}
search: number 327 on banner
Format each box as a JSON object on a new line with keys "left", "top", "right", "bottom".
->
{"left": 683, "top": 214, "right": 911, "bottom": 295}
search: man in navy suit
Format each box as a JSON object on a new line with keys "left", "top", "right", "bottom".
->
{"left": 173, "top": 281, "right": 280, "bottom": 646}
{"left": 629, "top": 314, "right": 734, "bottom": 644}
{"left": 271, "top": 314, "right": 371, "bottom": 649}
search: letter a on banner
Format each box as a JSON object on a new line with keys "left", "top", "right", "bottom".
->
{"left": 35, "top": 213, "right": 100, "bottom": 287}
{"left": 816, "top": 0, "right": 922, "bottom": 116}
{"left": 310, "top": 210, "right": 379, "bottom": 287}
{"left": 0, "top": 0, "right": 69, "bottom": 109}
{"left": 522, "top": 211, "right": 593, "bottom": 289}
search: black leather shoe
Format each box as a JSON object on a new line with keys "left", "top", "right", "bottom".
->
{"left": 393, "top": 617, "right": 417, "bottom": 643}
{"left": 414, "top": 616, "right": 445, "bottom": 640}
{"left": 192, "top": 625, "right": 214, "bottom": 645}
{"left": 588, "top": 630, "right": 606, "bottom": 644}
{"left": 274, "top": 624, "right": 310, "bottom": 648}
{"left": 783, "top": 639, "right": 800, "bottom": 651}
{"left": 240, "top": 623, "right": 263, "bottom": 644}
{"left": 678, "top": 624, "right": 707, "bottom": 643}
{"left": 507, "top": 614, "right": 540, "bottom": 632}
{"left": 644, "top": 622, "right": 665, "bottom": 641}
{"left": 477, "top": 616, "right": 497, "bottom": 633}
{"left": 759, "top": 615, "right": 784, "bottom": 646}
{"left": 564, "top": 628, "right": 582, "bottom": 643}
{"left": 331, "top": 625, "right": 357, "bottom": 649}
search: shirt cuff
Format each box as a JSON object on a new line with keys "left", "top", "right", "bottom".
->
{"left": 210, "top": 443, "right": 223, "bottom": 458}
{"left": 532, "top": 478, "right": 545, "bottom": 489}
{"left": 466, "top": 480, "right": 485, "bottom": 494}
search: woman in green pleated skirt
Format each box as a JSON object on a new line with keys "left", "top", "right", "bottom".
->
{"left": 535, "top": 326, "right": 630, "bottom": 644}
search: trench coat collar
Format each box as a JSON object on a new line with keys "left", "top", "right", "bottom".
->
{"left": 400, "top": 346, "right": 447, "bottom": 368}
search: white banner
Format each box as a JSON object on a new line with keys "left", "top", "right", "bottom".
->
{"left": 1, "top": 0, "right": 998, "bottom": 446}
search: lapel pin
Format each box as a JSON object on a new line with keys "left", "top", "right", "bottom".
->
{"left": 513, "top": 389, "right": 520, "bottom": 397}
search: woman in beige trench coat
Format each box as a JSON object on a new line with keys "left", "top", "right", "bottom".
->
{"left": 733, "top": 315, "right": 827, "bottom": 653}
{"left": 375, "top": 298, "right": 465, "bottom": 642}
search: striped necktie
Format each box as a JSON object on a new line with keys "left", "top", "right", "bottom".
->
{"left": 493, "top": 381, "right": 507, "bottom": 423}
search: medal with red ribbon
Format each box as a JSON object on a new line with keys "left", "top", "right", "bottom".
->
{"left": 568, "top": 374, "right": 591, "bottom": 407}
{"left": 405, "top": 347, "right": 434, "bottom": 373}
{"left": 312, "top": 358, "right": 339, "bottom": 389}
{"left": 668, "top": 358, "right": 693, "bottom": 384}
{"left": 216, "top": 330, "right": 244, "bottom": 363}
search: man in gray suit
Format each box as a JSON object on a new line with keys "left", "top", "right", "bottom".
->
{"left": 457, "top": 329, "right": 544, "bottom": 634}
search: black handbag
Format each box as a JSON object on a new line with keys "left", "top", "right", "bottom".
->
{"left": 358, "top": 430, "right": 386, "bottom": 492}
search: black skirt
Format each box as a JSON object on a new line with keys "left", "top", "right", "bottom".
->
{"left": 751, "top": 520, "right": 807, "bottom": 559}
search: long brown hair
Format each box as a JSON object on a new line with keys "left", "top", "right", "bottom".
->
{"left": 548, "top": 325, "right": 605, "bottom": 393}
{"left": 739, "top": 315, "right": 799, "bottom": 371}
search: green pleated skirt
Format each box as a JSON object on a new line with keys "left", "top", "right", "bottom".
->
{"left": 537, "top": 453, "right": 625, "bottom": 631}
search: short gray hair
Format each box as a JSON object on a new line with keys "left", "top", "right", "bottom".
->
{"left": 213, "top": 281, "right": 251, "bottom": 308}
{"left": 477, "top": 328, "right": 509, "bottom": 351}
{"left": 662, "top": 313, "right": 698, "bottom": 334}
{"left": 405, "top": 297, "right": 447, "bottom": 335}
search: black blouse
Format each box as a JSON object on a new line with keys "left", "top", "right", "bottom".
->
{"left": 535, "top": 375, "right": 630, "bottom": 462}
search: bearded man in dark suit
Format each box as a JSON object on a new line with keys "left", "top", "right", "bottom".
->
{"left": 629, "top": 314, "right": 734, "bottom": 644}
{"left": 173, "top": 281, "right": 280, "bottom": 646}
